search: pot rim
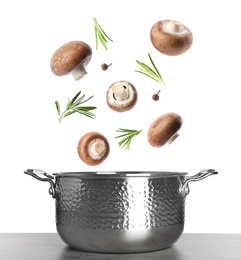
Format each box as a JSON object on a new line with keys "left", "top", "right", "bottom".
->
{"left": 53, "top": 171, "right": 189, "bottom": 178}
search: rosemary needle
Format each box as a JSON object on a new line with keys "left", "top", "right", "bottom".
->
{"left": 93, "top": 18, "right": 113, "bottom": 50}
{"left": 55, "top": 91, "right": 97, "bottom": 124}
{"left": 134, "top": 53, "right": 165, "bottom": 84}
{"left": 115, "top": 128, "right": 142, "bottom": 150}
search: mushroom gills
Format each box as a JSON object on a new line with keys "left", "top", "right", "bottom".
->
{"left": 71, "top": 63, "right": 87, "bottom": 81}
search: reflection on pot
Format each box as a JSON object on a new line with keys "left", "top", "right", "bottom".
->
{"left": 123, "top": 178, "right": 151, "bottom": 231}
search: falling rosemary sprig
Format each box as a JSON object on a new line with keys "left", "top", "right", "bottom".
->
{"left": 134, "top": 53, "right": 165, "bottom": 84}
{"left": 93, "top": 18, "right": 113, "bottom": 50}
{"left": 115, "top": 128, "right": 142, "bottom": 150}
{"left": 55, "top": 91, "right": 96, "bottom": 124}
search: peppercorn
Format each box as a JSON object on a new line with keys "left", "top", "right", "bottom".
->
{"left": 101, "top": 63, "right": 112, "bottom": 71}
{"left": 152, "top": 90, "right": 160, "bottom": 101}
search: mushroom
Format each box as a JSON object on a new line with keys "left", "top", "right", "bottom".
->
{"left": 77, "top": 132, "right": 110, "bottom": 166}
{"left": 150, "top": 20, "right": 193, "bottom": 56}
{"left": 50, "top": 41, "right": 92, "bottom": 81}
{"left": 147, "top": 112, "right": 183, "bottom": 147}
{"left": 106, "top": 81, "right": 138, "bottom": 112}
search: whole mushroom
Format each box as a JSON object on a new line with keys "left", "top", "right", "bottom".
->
{"left": 106, "top": 81, "right": 138, "bottom": 112}
{"left": 50, "top": 41, "right": 92, "bottom": 81}
{"left": 150, "top": 20, "right": 193, "bottom": 56}
{"left": 77, "top": 132, "right": 110, "bottom": 166}
{"left": 148, "top": 112, "right": 183, "bottom": 147}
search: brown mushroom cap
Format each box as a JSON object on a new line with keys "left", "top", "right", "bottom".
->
{"left": 150, "top": 20, "right": 193, "bottom": 56}
{"left": 77, "top": 132, "right": 110, "bottom": 166}
{"left": 147, "top": 112, "right": 183, "bottom": 147}
{"left": 50, "top": 41, "right": 92, "bottom": 79}
{"left": 106, "top": 81, "right": 138, "bottom": 112}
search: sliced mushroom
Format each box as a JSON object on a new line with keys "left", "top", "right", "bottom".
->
{"left": 50, "top": 41, "right": 92, "bottom": 81}
{"left": 147, "top": 112, "right": 183, "bottom": 147}
{"left": 77, "top": 132, "right": 110, "bottom": 166}
{"left": 150, "top": 20, "right": 193, "bottom": 56}
{"left": 106, "top": 81, "right": 138, "bottom": 112}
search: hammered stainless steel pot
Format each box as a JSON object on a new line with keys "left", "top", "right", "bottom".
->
{"left": 24, "top": 169, "right": 217, "bottom": 253}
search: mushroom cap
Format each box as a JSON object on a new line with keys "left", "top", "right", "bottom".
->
{"left": 106, "top": 81, "right": 138, "bottom": 112}
{"left": 50, "top": 41, "right": 92, "bottom": 76}
{"left": 77, "top": 132, "right": 110, "bottom": 166}
{"left": 150, "top": 20, "right": 193, "bottom": 56}
{"left": 147, "top": 112, "right": 183, "bottom": 147}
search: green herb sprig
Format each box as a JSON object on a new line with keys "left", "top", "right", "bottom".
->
{"left": 93, "top": 18, "right": 113, "bottom": 50}
{"left": 134, "top": 53, "right": 165, "bottom": 84}
{"left": 55, "top": 91, "right": 96, "bottom": 124}
{"left": 115, "top": 128, "right": 142, "bottom": 150}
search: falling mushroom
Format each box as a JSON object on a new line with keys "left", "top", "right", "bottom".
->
{"left": 50, "top": 41, "right": 92, "bottom": 81}
{"left": 77, "top": 132, "right": 110, "bottom": 166}
{"left": 150, "top": 20, "right": 193, "bottom": 56}
{"left": 106, "top": 81, "right": 138, "bottom": 112}
{"left": 147, "top": 112, "right": 183, "bottom": 147}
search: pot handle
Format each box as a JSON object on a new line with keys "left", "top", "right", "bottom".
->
{"left": 24, "top": 169, "right": 56, "bottom": 198}
{"left": 179, "top": 169, "right": 218, "bottom": 198}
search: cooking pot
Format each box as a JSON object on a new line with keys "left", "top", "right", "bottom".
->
{"left": 24, "top": 169, "right": 217, "bottom": 253}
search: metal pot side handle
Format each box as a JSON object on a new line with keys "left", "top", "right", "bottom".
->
{"left": 179, "top": 169, "right": 218, "bottom": 198}
{"left": 24, "top": 169, "right": 56, "bottom": 198}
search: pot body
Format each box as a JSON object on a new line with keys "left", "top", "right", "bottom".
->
{"left": 24, "top": 169, "right": 217, "bottom": 253}
{"left": 55, "top": 174, "right": 186, "bottom": 253}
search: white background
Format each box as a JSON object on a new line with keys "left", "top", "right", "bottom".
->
{"left": 0, "top": 0, "right": 240, "bottom": 233}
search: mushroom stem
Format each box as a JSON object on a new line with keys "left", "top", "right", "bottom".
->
{"left": 167, "top": 133, "right": 180, "bottom": 145}
{"left": 90, "top": 142, "right": 105, "bottom": 156}
{"left": 112, "top": 84, "right": 129, "bottom": 101}
{"left": 164, "top": 20, "right": 184, "bottom": 34}
{"left": 71, "top": 63, "right": 87, "bottom": 81}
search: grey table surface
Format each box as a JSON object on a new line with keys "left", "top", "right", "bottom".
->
{"left": 0, "top": 233, "right": 240, "bottom": 260}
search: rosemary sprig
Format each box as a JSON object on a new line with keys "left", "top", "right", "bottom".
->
{"left": 93, "top": 18, "right": 113, "bottom": 50}
{"left": 134, "top": 53, "right": 165, "bottom": 84}
{"left": 115, "top": 128, "right": 142, "bottom": 150}
{"left": 55, "top": 91, "right": 96, "bottom": 123}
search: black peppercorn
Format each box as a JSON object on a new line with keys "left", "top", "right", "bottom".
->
{"left": 152, "top": 90, "right": 160, "bottom": 101}
{"left": 101, "top": 63, "right": 112, "bottom": 71}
